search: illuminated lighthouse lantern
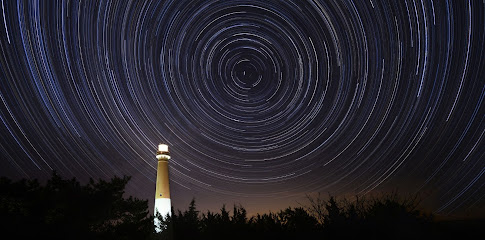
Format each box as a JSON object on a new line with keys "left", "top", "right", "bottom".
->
{"left": 154, "top": 143, "right": 171, "bottom": 232}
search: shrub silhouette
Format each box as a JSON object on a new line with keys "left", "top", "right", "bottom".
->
{"left": 304, "top": 192, "right": 433, "bottom": 239}
{"left": 156, "top": 193, "right": 435, "bottom": 240}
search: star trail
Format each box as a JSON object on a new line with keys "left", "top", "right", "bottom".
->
{"left": 1, "top": 0, "right": 484, "bottom": 217}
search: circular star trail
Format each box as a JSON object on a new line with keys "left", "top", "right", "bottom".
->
{"left": 0, "top": 0, "right": 484, "bottom": 216}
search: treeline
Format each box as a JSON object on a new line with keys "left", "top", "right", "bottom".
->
{"left": 157, "top": 195, "right": 434, "bottom": 240}
{"left": 0, "top": 172, "right": 152, "bottom": 239}
{"left": 158, "top": 195, "right": 481, "bottom": 240}
{"left": 0, "top": 173, "right": 480, "bottom": 240}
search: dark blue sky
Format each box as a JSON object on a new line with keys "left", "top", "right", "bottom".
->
{"left": 1, "top": 0, "right": 484, "bottom": 217}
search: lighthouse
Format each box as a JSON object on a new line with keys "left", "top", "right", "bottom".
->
{"left": 154, "top": 143, "right": 171, "bottom": 232}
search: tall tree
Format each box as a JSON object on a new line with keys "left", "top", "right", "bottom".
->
{"left": 0, "top": 172, "right": 152, "bottom": 239}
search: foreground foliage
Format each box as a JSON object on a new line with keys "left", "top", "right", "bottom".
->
{"left": 155, "top": 194, "right": 434, "bottom": 240}
{"left": 1, "top": 173, "right": 481, "bottom": 239}
{"left": 0, "top": 172, "right": 152, "bottom": 239}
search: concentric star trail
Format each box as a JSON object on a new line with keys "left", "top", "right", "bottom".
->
{"left": 1, "top": 0, "right": 484, "bottom": 216}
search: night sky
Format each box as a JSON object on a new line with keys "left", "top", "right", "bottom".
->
{"left": 1, "top": 0, "right": 485, "bottom": 218}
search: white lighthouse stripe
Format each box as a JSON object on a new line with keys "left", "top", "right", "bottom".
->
{"left": 154, "top": 198, "right": 172, "bottom": 232}
{"left": 154, "top": 198, "right": 172, "bottom": 217}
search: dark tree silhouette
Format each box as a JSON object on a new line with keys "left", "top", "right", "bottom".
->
{"left": 4, "top": 173, "right": 480, "bottom": 240}
{"left": 304, "top": 192, "right": 434, "bottom": 239}
{"left": 157, "top": 192, "right": 438, "bottom": 240}
{"left": 152, "top": 211, "right": 173, "bottom": 240}
{"left": 0, "top": 172, "right": 152, "bottom": 240}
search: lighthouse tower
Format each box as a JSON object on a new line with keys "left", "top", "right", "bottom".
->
{"left": 154, "top": 143, "right": 171, "bottom": 232}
